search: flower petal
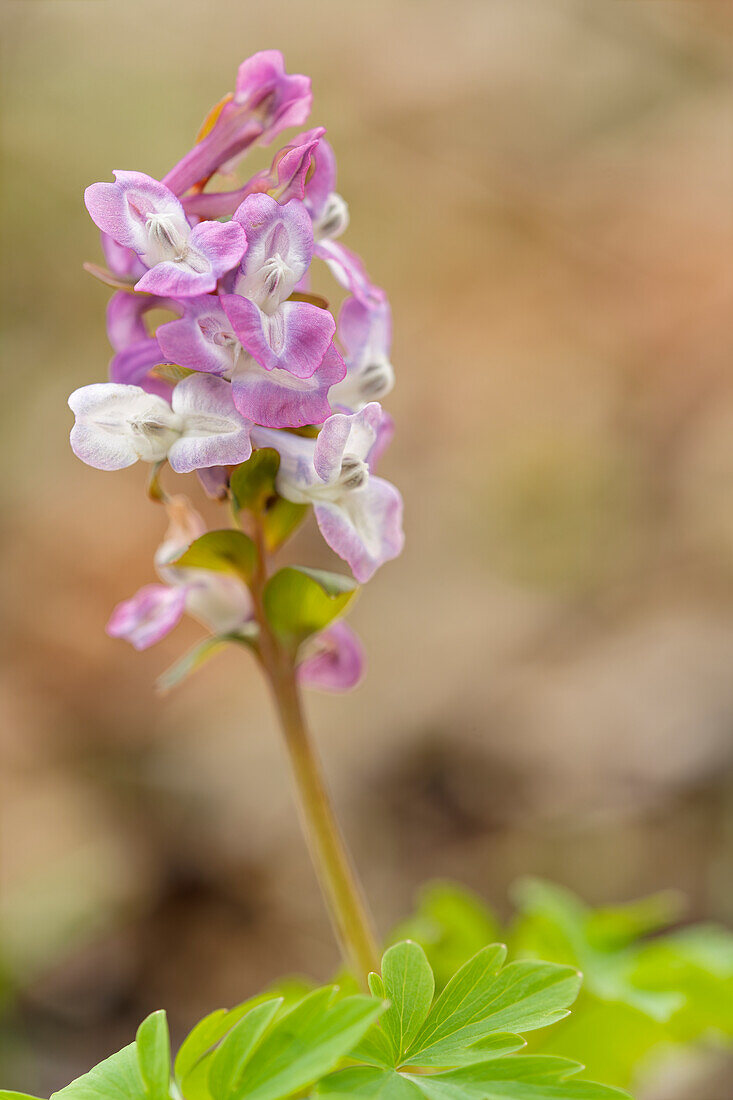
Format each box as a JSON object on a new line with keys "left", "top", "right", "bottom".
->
{"left": 109, "top": 338, "right": 172, "bottom": 399}
{"left": 106, "top": 584, "right": 187, "bottom": 650}
{"left": 69, "top": 383, "right": 180, "bottom": 469}
{"left": 298, "top": 621, "right": 365, "bottom": 692}
{"left": 85, "top": 171, "right": 188, "bottom": 257}
{"left": 314, "top": 475, "right": 404, "bottom": 582}
{"left": 313, "top": 402, "right": 383, "bottom": 482}
{"left": 231, "top": 341, "right": 345, "bottom": 428}
{"left": 232, "top": 194, "right": 312, "bottom": 310}
{"left": 183, "top": 128, "right": 324, "bottom": 219}
{"left": 156, "top": 296, "right": 240, "bottom": 378}
{"left": 168, "top": 373, "right": 252, "bottom": 473}
{"left": 162, "top": 51, "right": 311, "bottom": 196}
{"left": 315, "top": 239, "right": 385, "bottom": 306}
{"left": 135, "top": 219, "right": 246, "bottom": 298}
{"left": 221, "top": 295, "right": 335, "bottom": 379}
{"left": 304, "top": 138, "right": 337, "bottom": 223}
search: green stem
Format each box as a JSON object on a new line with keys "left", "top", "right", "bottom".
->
{"left": 248, "top": 519, "right": 380, "bottom": 987}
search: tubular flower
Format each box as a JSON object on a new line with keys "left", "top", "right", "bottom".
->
{"left": 253, "top": 403, "right": 404, "bottom": 582}
{"left": 85, "top": 171, "right": 246, "bottom": 297}
{"left": 69, "top": 374, "right": 252, "bottom": 473}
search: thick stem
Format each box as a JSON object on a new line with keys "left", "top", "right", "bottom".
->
{"left": 248, "top": 519, "right": 380, "bottom": 986}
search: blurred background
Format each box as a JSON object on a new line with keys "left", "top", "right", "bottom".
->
{"left": 2, "top": 0, "right": 733, "bottom": 1094}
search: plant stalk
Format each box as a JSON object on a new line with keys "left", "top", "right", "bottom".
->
{"left": 248, "top": 520, "right": 380, "bottom": 987}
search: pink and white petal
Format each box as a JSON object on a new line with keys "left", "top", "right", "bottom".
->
{"left": 184, "top": 574, "right": 253, "bottom": 635}
{"left": 109, "top": 338, "right": 172, "bottom": 399}
{"left": 197, "top": 465, "right": 230, "bottom": 500}
{"left": 339, "top": 295, "right": 392, "bottom": 363}
{"left": 106, "top": 584, "right": 187, "bottom": 650}
{"left": 315, "top": 239, "right": 385, "bottom": 306}
{"left": 233, "top": 194, "right": 312, "bottom": 305}
{"left": 367, "top": 410, "right": 395, "bottom": 471}
{"left": 314, "top": 476, "right": 404, "bottom": 582}
{"left": 313, "top": 402, "right": 382, "bottom": 482}
{"left": 234, "top": 50, "right": 312, "bottom": 142}
{"left": 231, "top": 342, "right": 344, "bottom": 428}
{"left": 304, "top": 138, "right": 337, "bottom": 222}
{"left": 86, "top": 171, "right": 185, "bottom": 255}
{"left": 168, "top": 374, "right": 252, "bottom": 472}
{"left": 156, "top": 297, "right": 238, "bottom": 377}
{"left": 189, "top": 218, "right": 247, "bottom": 278}
{"left": 135, "top": 260, "right": 217, "bottom": 298}
{"left": 69, "top": 383, "right": 178, "bottom": 469}
{"left": 222, "top": 295, "right": 334, "bottom": 380}
{"left": 101, "top": 233, "right": 146, "bottom": 279}
{"left": 297, "top": 621, "right": 365, "bottom": 692}
{"left": 106, "top": 291, "right": 149, "bottom": 351}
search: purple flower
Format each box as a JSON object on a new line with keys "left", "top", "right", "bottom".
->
{"left": 183, "top": 128, "right": 325, "bottom": 220}
{"left": 163, "top": 51, "right": 312, "bottom": 197}
{"left": 253, "top": 403, "right": 404, "bottom": 582}
{"left": 108, "top": 496, "right": 253, "bottom": 649}
{"left": 220, "top": 194, "right": 335, "bottom": 379}
{"left": 69, "top": 374, "right": 252, "bottom": 473}
{"left": 156, "top": 296, "right": 345, "bottom": 428}
{"left": 297, "top": 621, "right": 365, "bottom": 692}
{"left": 304, "top": 137, "right": 350, "bottom": 243}
{"left": 106, "top": 291, "right": 179, "bottom": 398}
{"left": 329, "top": 296, "right": 394, "bottom": 412}
{"left": 85, "top": 171, "right": 246, "bottom": 297}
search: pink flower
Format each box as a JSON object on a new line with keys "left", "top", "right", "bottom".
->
{"left": 85, "top": 171, "right": 246, "bottom": 297}
{"left": 253, "top": 403, "right": 404, "bottom": 582}
{"left": 69, "top": 374, "right": 252, "bottom": 473}
{"left": 298, "top": 621, "right": 365, "bottom": 692}
{"left": 163, "top": 51, "right": 312, "bottom": 197}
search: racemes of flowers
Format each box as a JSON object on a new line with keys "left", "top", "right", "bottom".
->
{"left": 70, "top": 49, "right": 403, "bottom": 695}
{"left": 28, "top": 49, "right": 636, "bottom": 1100}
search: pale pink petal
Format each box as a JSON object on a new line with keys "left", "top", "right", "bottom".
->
{"left": 313, "top": 402, "right": 382, "bottom": 482}
{"left": 231, "top": 343, "right": 345, "bottom": 428}
{"left": 106, "top": 584, "right": 187, "bottom": 650}
{"left": 232, "top": 194, "right": 312, "bottom": 310}
{"left": 221, "top": 295, "right": 335, "bottom": 379}
{"left": 168, "top": 374, "right": 252, "bottom": 473}
{"left": 314, "top": 476, "right": 404, "bottom": 582}
{"left": 156, "top": 296, "right": 240, "bottom": 378}
{"left": 298, "top": 621, "right": 365, "bottom": 692}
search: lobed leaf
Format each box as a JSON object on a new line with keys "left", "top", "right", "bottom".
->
{"left": 379, "top": 941, "right": 435, "bottom": 1064}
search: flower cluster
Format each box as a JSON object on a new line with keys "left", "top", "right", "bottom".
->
{"left": 69, "top": 51, "right": 403, "bottom": 689}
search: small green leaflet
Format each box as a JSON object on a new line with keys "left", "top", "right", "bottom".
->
{"left": 156, "top": 630, "right": 256, "bottom": 694}
{"left": 263, "top": 567, "right": 358, "bottom": 650}
{"left": 135, "top": 1011, "right": 170, "bottom": 1100}
{"left": 172, "top": 530, "right": 257, "bottom": 584}
{"left": 317, "top": 943, "right": 626, "bottom": 1100}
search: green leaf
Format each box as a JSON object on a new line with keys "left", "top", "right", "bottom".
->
{"left": 136, "top": 1011, "right": 170, "bottom": 1100}
{"left": 263, "top": 567, "right": 358, "bottom": 650}
{"left": 208, "top": 999, "right": 283, "bottom": 1100}
{"left": 380, "top": 942, "right": 435, "bottom": 1063}
{"left": 318, "top": 1059, "right": 629, "bottom": 1100}
{"left": 405, "top": 948, "right": 580, "bottom": 1069}
{"left": 230, "top": 449, "right": 281, "bottom": 513}
{"left": 262, "top": 498, "right": 309, "bottom": 553}
{"left": 404, "top": 1055, "right": 630, "bottom": 1099}
{"left": 0, "top": 1094, "right": 46, "bottom": 1100}
{"left": 156, "top": 631, "right": 255, "bottom": 694}
{"left": 51, "top": 1042, "right": 144, "bottom": 1100}
{"left": 234, "top": 988, "right": 382, "bottom": 1100}
{"left": 318, "top": 1067, "right": 424, "bottom": 1099}
{"left": 173, "top": 530, "right": 256, "bottom": 584}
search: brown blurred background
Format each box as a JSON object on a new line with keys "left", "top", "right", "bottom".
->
{"left": 2, "top": 0, "right": 733, "bottom": 1093}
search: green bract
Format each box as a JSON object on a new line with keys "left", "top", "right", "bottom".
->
{"left": 263, "top": 567, "right": 358, "bottom": 650}
{"left": 229, "top": 450, "right": 308, "bottom": 552}
{"left": 173, "top": 530, "right": 257, "bottom": 584}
